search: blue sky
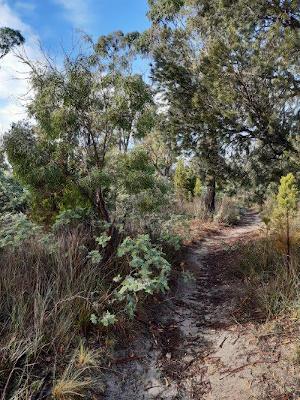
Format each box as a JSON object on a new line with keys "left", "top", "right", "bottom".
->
{"left": 11, "top": 0, "right": 150, "bottom": 50}
{"left": 0, "top": 0, "right": 150, "bottom": 133}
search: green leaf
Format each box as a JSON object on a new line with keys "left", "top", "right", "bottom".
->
{"left": 100, "top": 311, "right": 117, "bottom": 327}
{"left": 88, "top": 250, "right": 103, "bottom": 265}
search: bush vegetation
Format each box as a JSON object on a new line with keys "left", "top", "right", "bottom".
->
{"left": 0, "top": 0, "right": 299, "bottom": 397}
{"left": 238, "top": 174, "right": 300, "bottom": 320}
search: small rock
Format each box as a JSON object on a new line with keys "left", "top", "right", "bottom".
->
{"left": 147, "top": 386, "right": 163, "bottom": 396}
{"left": 182, "top": 355, "right": 194, "bottom": 363}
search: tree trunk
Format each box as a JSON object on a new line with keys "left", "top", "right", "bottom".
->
{"left": 205, "top": 176, "right": 216, "bottom": 214}
{"left": 94, "top": 188, "right": 122, "bottom": 262}
{"left": 102, "top": 223, "right": 122, "bottom": 263}
{"left": 95, "top": 188, "right": 110, "bottom": 223}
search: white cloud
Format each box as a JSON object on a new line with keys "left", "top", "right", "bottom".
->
{"left": 0, "top": 0, "right": 40, "bottom": 134}
{"left": 53, "top": 0, "right": 92, "bottom": 28}
{"left": 0, "top": 101, "right": 26, "bottom": 131}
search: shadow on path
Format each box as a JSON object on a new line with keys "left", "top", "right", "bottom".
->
{"left": 101, "top": 211, "right": 283, "bottom": 400}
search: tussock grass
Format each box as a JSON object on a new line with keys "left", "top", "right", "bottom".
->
{"left": 76, "top": 342, "right": 99, "bottom": 368}
{"left": 52, "top": 358, "right": 94, "bottom": 400}
{"left": 214, "top": 196, "right": 243, "bottom": 225}
{"left": 0, "top": 229, "right": 107, "bottom": 399}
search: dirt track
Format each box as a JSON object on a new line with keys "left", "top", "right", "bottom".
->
{"left": 101, "top": 212, "right": 300, "bottom": 399}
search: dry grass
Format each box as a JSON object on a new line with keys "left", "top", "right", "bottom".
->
{"left": 292, "top": 343, "right": 300, "bottom": 365}
{"left": 185, "top": 220, "right": 221, "bottom": 244}
{"left": 0, "top": 229, "right": 108, "bottom": 399}
{"left": 179, "top": 195, "right": 243, "bottom": 224}
{"left": 214, "top": 196, "right": 242, "bottom": 225}
{"left": 237, "top": 234, "right": 300, "bottom": 319}
{"left": 76, "top": 342, "right": 99, "bottom": 368}
{"left": 175, "top": 195, "right": 243, "bottom": 244}
{"left": 52, "top": 355, "right": 97, "bottom": 400}
{"left": 180, "top": 196, "right": 210, "bottom": 220}
{"left": 52, "top": 377, "right": 92, "bottom": 399}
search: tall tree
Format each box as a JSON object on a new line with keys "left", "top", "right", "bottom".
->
{"left": 145, "top": 0, "right": 300, "bottom": 209}
{"left": 141, "top": 14, "right": 230, "bottom": 212}
{"left": 4, "top": 36, "right": 155, "bottom": 230}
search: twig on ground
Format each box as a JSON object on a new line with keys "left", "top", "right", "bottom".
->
{"left": 219, "top": 353, "right": 281, "bottom": 380}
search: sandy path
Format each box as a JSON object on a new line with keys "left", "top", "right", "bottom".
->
{"left": 101, "top": 212, "right": 299, "bottom": 399}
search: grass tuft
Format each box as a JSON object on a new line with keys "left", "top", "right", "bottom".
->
{"left": 77, "top": 342, "right": 99, "bottom": 368}
{"left": 52, "top": 377, "right": 92, "bottom": 399}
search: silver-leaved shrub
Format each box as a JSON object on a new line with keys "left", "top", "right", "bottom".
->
{"left": 115, "top": 234, "right": 171, "bottom": 317}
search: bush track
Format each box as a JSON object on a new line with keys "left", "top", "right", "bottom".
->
{"left": 101, "top": 211, "right": 300, "bottom": 399}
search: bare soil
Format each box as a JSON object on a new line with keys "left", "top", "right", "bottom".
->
{"left": 100, "top": 211, "right": 300, "bottom": 399}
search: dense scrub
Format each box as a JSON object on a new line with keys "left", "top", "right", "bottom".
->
{"left": 0, "top": 171, "right": 243, "bottom": 397}
{"left": 0, "top": 218, "right": 181, "bottom": 397}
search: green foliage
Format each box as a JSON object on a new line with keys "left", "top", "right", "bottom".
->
{"left": 144, "top": 129, "right": 177, "bottom": 178}
{"left": 0, "top": 213, "right": 43, "bottom": 249}
{"left": 90, "top": 311, "right": 117, "bottom": 327}
{"left": 174, "top": 159, "right": 187, "bottom": 194}
{"left": 276, "top": 173, "right": 298, "bottom": 214}
{"left": 109, "top": 148, "right": 170, "bottom": 218}
{"left": 147, "top": 0, "right": 184, "bottom": 23}
{"left": 270, "top": 173, "right": 299, "bottom": 261}
{"left": 0, "top": 170, "right": 27, "bottom": 213}
{"left": 53, "top": 207, "right": 92, "bottom": 231}
{"left": 158, "top": 231, "right": 181, "bottom": 251}
{"left": 115, "top": 148, "right": 156, "bottom": 195}
{"left": 147, "top": 0, "right": 299, "bottom": 198}
{"left": 271, "top": 173, "right": 298, "bottom": 227}
{"left": 88, "top": 250, "right": 103, "bottom": 265}
{"left": 4, "top": 36, "right": 154, "bottom": 225}
{"left": 1, "top": 1, "right": 300, "bottom": 394}
{"left": 194, "top": 177, "right": 202, "bottom": 197}
{"left": 174, "top": 159, "right": 196, "bottom": 199}
{"left": 87, "top": 234, "right": 113, "bottom": 265}
{"left": 116, "top": 234, "right": 171, "bottom": 317}
{"left": 0, "top": 27, "right": 24, "bottom": 60}
{"left": 89, "top": 234, "right": 172, "bottom": 325}
{"left": 96, "top": 233, "right": 111, "bottom": 248}
{"left": 100, "top": 311, "right": 118, "bottom": 327}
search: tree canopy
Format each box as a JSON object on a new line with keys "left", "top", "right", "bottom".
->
{"left": 0, "top": 27, "right": 24, "bottom": 60}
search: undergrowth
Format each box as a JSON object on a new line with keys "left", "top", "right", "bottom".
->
{"left": 238, "top": 234, "right": 300, "bottom": 319}
{"left": 0, "top": 218, "right": 181, "bottom": 398}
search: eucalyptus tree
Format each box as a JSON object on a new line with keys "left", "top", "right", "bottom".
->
{"left": 144, "top": 128, "right": 178, "bottom": 178}
{"left": 95, "top": 31, "right": 154, "bottom": 152}
{"left": 4, "top": 35, "right": 156, "bottom": 238}
{"left": 0, "top": 27, "right": 24, "bottom": 60}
